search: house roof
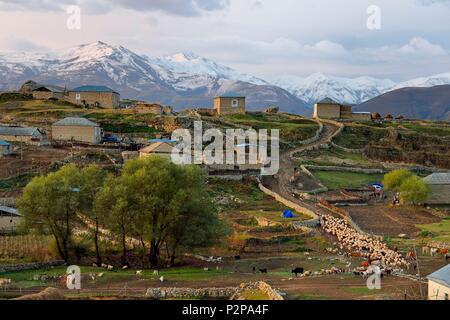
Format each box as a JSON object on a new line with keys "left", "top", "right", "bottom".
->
{"left": 71, "top": 85, "right": 118, "bottom": 94}
{"left": 53, "top": 117, "right": 99, "bottom": 127}
{"left": 215, "top": 93, "right": 245, "bottom": 98}
{"left": 423, "top": 173, "right": 450, "bottom": 185}
{"left": 317, "top": 97, "right": 340, "bottom": 105}
{"left": 33, "top": 85, "right": 66, "bottom": 93}
{"left": 140, "top": 142, "right": 174, "bottom": 154}
{"left": 0, "top": 126, "right": 40, "bottom": 137}
{"left": 0, "top": 205, "right": 20, "bottom": 216}
{"left": 0, "top": 140, "right": 11, "bottom": 146}
{"left": 427, "top": 264, "right": 450, "bottom": 287}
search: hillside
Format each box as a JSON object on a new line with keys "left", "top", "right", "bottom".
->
{"left": 355, "top": 85, "right": 450, "bottom": 120}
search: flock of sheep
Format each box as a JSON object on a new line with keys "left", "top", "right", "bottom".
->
{"left": 320, "top": 215, "right": 410, "bottom": 271}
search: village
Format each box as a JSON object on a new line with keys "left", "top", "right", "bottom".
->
{"left": 0, "top": 80, "right": 449, "bottom": 301}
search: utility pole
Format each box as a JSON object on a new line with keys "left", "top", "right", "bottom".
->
{"left": 413, "top": 244, "right": 424, "bottom": 300}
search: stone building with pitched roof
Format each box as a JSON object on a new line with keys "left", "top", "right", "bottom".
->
{"left": 313, "top": 97, "right": 371, "bottom": 120}
{"left": 427, "top": 264, "right": 450, "bottom": 300}
{"left": 423, "top": 173, "right": 450, "bottom": 205}
{"left": 66, "top": 85, "right": 120, "bottom": 109}
{"left": 139, "top": 142, "right": 174, "bottom": 159}
{"left": 0, "top": 126, "right": 48, "bottom": 146}
{"left": 214, "top": 93, "right": 246, "bottom": 116}
{"left": 52, "top": 117, "right": 103, "bottom": 144}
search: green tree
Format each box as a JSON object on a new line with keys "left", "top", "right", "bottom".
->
{"left": 383, "top": 169, "right": 413, "bottom": 191}
{"left": 18, "top": 165, "right": 81, "bottom": 261}
{"left": 79, "top": 165, "right": 107, "bottom": 266}
{"left": 399, "top": 175, "right": 430, "bottom": 205}
{"left": 94, "top": 174, "right": 134, "bottom": 266}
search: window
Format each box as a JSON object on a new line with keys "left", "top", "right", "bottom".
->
{"left": 232, "top": 99, "right": 239, "bottom": 108}
{"left": 445, "top": 293, "right": 449, "bottom": 300}
{"left": 75, "top": 93, "right": 81, "bottom": 100}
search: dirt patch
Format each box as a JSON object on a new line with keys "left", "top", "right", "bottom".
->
{"left": 346, "top": 204, "right": 441, "bottom": 238}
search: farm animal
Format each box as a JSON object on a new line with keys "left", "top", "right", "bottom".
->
{"left": 430, "top": 248, "right": 439, "bottom": 256}
{"left": 422, "top": 247, "right": 430, "bottom": 255}
{"left": 439, "top": 249, "right": 449, "bottom": 255}
{"left": 92, "top": 263, "right": 99, "bottom": 268}
{"left": 107, "top": 265, "right": 114, "bottom": 270}
{"left": 234, "top": 255, "right": 241, "bottom": 260}
{"left": 153, "top": 270, "right": 159, "bottom": 276}
{"left": 259, "top": 268, "right": 268, "bottom": 274}
{"left": 101, "top": 263, "right": 108, "bottom": 269}
{"left": 97, "top": 273, "right": 104, "bottom": 278}
{"left": 0, "top": 278, "right": 11, "bottom": 286}
{"left": 291, "top": 267, "right": 304, "bottom": 277}
{"left": 361, "top": 261, "right": 370, "bottom": 268}
{"left": 159, "top": 276, "right": 164, "bottom": 282}
{"left": 89, "top": 273, "right": 96, "bottom": 281}
{"left": 135, "top": 270, "right": 143, "bottom": 276}
{"left": 122, "top": 265, "right": 129, "bottom": 270}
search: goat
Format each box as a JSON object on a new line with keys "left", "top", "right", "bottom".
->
{"left": 291, "top": 267, "right": 304, "bottom": 277}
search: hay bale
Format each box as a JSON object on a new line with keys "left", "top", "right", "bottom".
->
{"left": 14, "top": 287, "right": 65, "bottom": 300}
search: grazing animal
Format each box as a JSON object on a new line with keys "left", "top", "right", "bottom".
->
{"left": 107, "top": 265, "right": 114, "bottom": 271}
{"left": 291, "top": 267, "right": 304, "bottom": 277}
{"left": 153, "top": 270, "right": 159, "bottom": 276}
{"left": 101, "top": 263, "right": 108, "bottom": 269}
{"left": 92, "top": 263, "right": 99, "bottom": 268}
{"left": 135, "top": 270, "right": 143, "bottom": 276}
{"left": 0, "top": 278, "right": 11, "bottom": 286}
{"left": 439, "top": 249, "right": 449, "bottom": 255}
{"left": 97, "top": 273, "right": 104, "bottom": 278}
{"left": 252, "top": 267, "right": 256, "bottom": 273}
{"left": 430, "top": 248, "right": 439, "bottom": 256}
{"left": 159, "top": 276, "right": 164, "bottom": 282}
{"left": 234, "top": 255, "right": 241, "bottom": 260}
{"left": 122, "top": 265, "right": 129, "bottom": 270}
{"left": 422, "top": 247, "right": 430, "bottom": 255}
{"left": 259, "top": 268, "right": 268, "bottom": 274}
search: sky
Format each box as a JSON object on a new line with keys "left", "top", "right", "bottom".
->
{"left": 0, "top": 0, "right": 450, "bottom": 81}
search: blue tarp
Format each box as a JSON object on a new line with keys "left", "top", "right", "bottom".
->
{"left": 282, "top": 209, "right": 295, "bottom": 219}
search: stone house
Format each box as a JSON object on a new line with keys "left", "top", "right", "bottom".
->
{"left": 423, "top": 173, "right": 450, "bottom": 205}
{"left": 32, "top": 85, "right": 66, "bottom": 100}
{"left": 0, "top": 126, "right": 48, "bottom": 146}
{"left": 52, "top": 117, "right": 103, "bottom": 144}
{"left": 66, "top": 85, "right": 120, "bottom": 109}
{"left": 139, "top": 142, "right": 174, "bottom": 159}
{"left": 134, "top": 103, "right": 173, "bottom": 115}
{"left": 0, "top": 205, "right": 21, "bottom": 233}
{"left": 313, "top": 98, "right": 371, "bottom": 120}
{"left": 0, "top": 140, "right": 12, "bottom": 157}
{"left": 427, "top": 264, "right": 450, "bottom": 300}
{"left": 214, "top": 94, "right": 246, "bottom": 116}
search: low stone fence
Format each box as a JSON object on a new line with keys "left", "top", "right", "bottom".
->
{"left": 0, "top": 261, "right": 66, "bottom": 273}
{"left": 255, "top": 281, "right": 284, "bottom": 300}
{"left": 298, "top": 119, "right": 324, "bottom": 146}
{"left": 330, "top": 141, "right": 365, "bottom": 154}
{"left": 257, "top": 179, "right": 318, "bottom": 220}
{"left": 145, "top": 287, "right": 239, "bottom": 300}
{"left": 304, "top": 165, "right": 386, "bottom": 174}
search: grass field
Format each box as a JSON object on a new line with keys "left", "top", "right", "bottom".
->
{"left": 333, "top": 124, "right": 388, "bottom": 149}
{"left": 311, "top": 170, "right": 384, "bottom": 190}
{"left": 224, "top": 113, "right": 319, "bottom": 142}
{"left": 296, "top": 147, "right": 373, "bottom": 167}
{"left": 416, "top": 217, "right": 450, "bottom": 243}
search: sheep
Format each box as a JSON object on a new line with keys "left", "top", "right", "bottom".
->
{"left": 159, "top": 276, "right": 164, "bottom": 282}
{"left": 107, "top": 265, "right": 114, "bottom": 271}
{"left": 97, "top": 273, "right": 104, "bottom": 278}
{"left": 122, "top": 265, "right": 129, "bottom": 270}
{"left": 259, "top": 268, "right": 268, "bottom": 274}
{"left": 101, "top": 263, "right": 108, "bottom": 269}
{"left": 135, "top": 270, "right": 143, "bottom": 276}
{"left": 153, "top": 270, "right": 159, "bottom": 276}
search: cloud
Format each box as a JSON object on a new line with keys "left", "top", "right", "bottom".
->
{"left": 2, "top": 38, "right": 49, "bottom": 52}
{"left": 0, "top": 0, "right": 230, "bottom": 16}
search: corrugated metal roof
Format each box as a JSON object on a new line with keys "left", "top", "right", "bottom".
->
{"left": 0, "top": 140, "right": 11, "bottom": 146}
{"left": 53, "top": 117, "right": 99, "bottom": 127}
{"left": 317, "top": 97, "right": 340, "bottom": 104}
{"left": 427, "top": 264, "right": 450, "bottom": 287}
{"left": 72, "top": 85, "right": 118, "bottom": 94}
{"left": 33, "top": 85, "right": 66, "bottom": 93}
{"left": 424, "top": 173, "right": 450, "bottom": 185}
{"left": 0, "top": 126, "right": 39, "bottom": 137}
{"left": 0, "top": 205, "right": 20, "bottom": 216}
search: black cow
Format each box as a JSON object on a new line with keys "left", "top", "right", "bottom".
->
{"left": 259, "top": 268, "right": 268, "bottom": 274}
{"left": 234, "top": 255, "right": 241, "bottom": 260}
{"left": 291, "top": 267, "right": 304, "bottom": 277}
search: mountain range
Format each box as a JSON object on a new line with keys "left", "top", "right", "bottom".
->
{"left": 0, "top": 41, "right": 450, "bottom": 119}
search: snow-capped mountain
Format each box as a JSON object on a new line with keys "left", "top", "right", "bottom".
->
{"left": 270, "top": 73, "right": 395, "bottom": 105}
{"left": 0, "top": 41, "right": 309, "bottom": 114}
{"left": 391, "top": 72, "right": 450, "bottom": 91}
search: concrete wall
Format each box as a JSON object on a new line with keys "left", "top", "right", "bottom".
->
{"left": 428, "top": 280, "right": 450, "bottom": 300}
{"left": 313, "top": 104, "right": 341, "bottom": 119}
{"left": 0, "top": 215, "right": 21, "bottom": 232}
{"left": 52, "top": 125, "right": 102, "bottom": 144}
{"left": 66, "top": 91, "right": 120, "bottom": 109}
{"left": 214, "top": 97, "right": 246, "bottom": 115}
{"left": 0, "top": 144, "right": 12, "bottom": 157}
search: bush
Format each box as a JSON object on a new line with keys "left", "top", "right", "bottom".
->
{"left": 383, "top": 169, "right": 413, "bottom": 191}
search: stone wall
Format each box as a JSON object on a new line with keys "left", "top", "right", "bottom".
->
{"left": 0, "top": 261, "right": 65, "bottom": 273}
{"left": 297, "top": 119, "right": 324, "bottom": 146}
{"left": 304, "top": 165, "right": 386, "bottom": 174}
{"left": 66, "top": 91, "right": 120, "bottom": 109}
{"left": 145, "top": 287, "right": 238, "bottom": 299}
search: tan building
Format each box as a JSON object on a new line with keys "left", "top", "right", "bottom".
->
{"left": 0, "top": 140, "right": 12, "bottom": 157}
{"left": 427, "top": 264, "right": 450, "bottom": 300}
{"left": 214, "top": 94, "right": 246, "bottom": 116}
{"left": 32, "top": 85, "right": 66, "bottom": 100}
{"left": 66, "top": 86, "right": 120, "bottom": 109}
{"left": 313, "top": 98, "right": 371, "bottom": 120}
{"left": 52, "top": 117, "right": 103, "bottom": 144}
{"left": 134, "top": 103, "right": 173, "bottom": 115}
{"left": 423, "top": 173, "right": 450, "bottom": 205}
{"left": 0, "top": 206, "right": 21, "bottom": 233}
{"left": 139, "top": 142, "right": 174, "bottom": 159}
{"left": 0, "top": 126, "right": 48, "bottom": 146}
